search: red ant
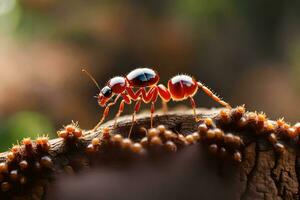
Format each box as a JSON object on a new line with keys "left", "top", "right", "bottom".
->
{"left": 82, "top": 68, "right": 231, "bottom": 138}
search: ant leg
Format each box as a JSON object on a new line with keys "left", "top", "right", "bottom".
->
{"left": 189, "top": 97, "right": 200, "bottom": 122}
{"left": 93, "top": 106, "right": 110, "bottom": 131}
{"left": 114, "top": 93, "right": 131, "bottom": 127}
{"left": 126, "top": 87, "right": 143, "bottom": 100}
{"left": 157, "top": 84, "right": 171, "bottom": 113}
{"left": 140, "top": 86, "right": 158, "bottom": 127}
{"left": 141, "top": 87, "right": 156, "bottom": 103}
{"left": 113, "top": 100, "right": 125, "bottom": 127}
{"left": 197, "top": 82, "right": 232, "bottom": 108}
{"left": 162, "top": 100, "right": 168, "bottom": 113}
{"left": 128, "top": 97, "right": 142, "bottom": 138}
{"left": 149, "top": 87, "right": 158, "bottom": 128}
{"left": 150, "top": 102, "right": 155, "bottom": 128}
{"left": 93, "top": 95, "right": 121, "bottom": 131}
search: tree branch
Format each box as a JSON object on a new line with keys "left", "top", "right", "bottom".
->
{"left": 0, "top": 107, "right": 299, "bottom": 200}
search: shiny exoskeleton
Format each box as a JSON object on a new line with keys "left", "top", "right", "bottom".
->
{"left": 83, "top": 68, "right": 231, "bottom": 137}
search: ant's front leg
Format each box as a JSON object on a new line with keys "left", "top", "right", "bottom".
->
{"left": 93, "top": 94, "right": 121, "bottom": 131}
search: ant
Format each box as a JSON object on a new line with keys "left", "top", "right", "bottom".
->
{"left": 82, "top": 68, "right": 231, "bottom": 138}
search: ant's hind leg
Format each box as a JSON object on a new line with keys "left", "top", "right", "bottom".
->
{"left": 128, "top": 98, "right": 142, "bottom": 138}
{"left": 189, "top": 97, "right": 201, "bottom": 122}
{"left": 197, "top": 82, "right": 232, "bottom": 109}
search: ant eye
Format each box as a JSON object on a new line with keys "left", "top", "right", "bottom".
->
{"left": 101, "top": 86, "right": 112, "bottom": 97}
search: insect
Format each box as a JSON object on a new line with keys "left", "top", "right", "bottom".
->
{"left": 82, "top": 68, "right": 231, "bottom": 138}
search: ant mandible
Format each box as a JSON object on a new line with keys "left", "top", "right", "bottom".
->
{"left": 82, "top": 68, "right": 231, "bottom": 138}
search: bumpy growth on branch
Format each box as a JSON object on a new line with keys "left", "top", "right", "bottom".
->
{"left": 0, "top": 106, "right": 299, "bottom": 199}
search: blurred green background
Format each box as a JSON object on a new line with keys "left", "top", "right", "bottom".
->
{"left": 0, "top": 0, "right": 299, "bottom": 151}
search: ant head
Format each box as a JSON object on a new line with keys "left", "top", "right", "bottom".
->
{"left": 98, "top": 76, "right": 126, "bottom": 106}
{"left": 82, "top": 69, "right": 126, "bottom": 107}
{"left": 82, "top": 69, "right": 112, "bottom": 107}
{"left": 98, "top": 86, "right": 113, "bottom": 107}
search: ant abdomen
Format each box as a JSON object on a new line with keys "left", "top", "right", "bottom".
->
{"left": 168, "top": 75, "right": 198, "bottom": 101}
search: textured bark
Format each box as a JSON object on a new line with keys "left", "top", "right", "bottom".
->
{"left": 1, "top": 108, "right": 299, "bottom": 200}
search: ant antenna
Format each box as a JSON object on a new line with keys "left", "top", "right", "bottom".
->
{"left": 82, "top": 69, "right": 101, "bottom": 91}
